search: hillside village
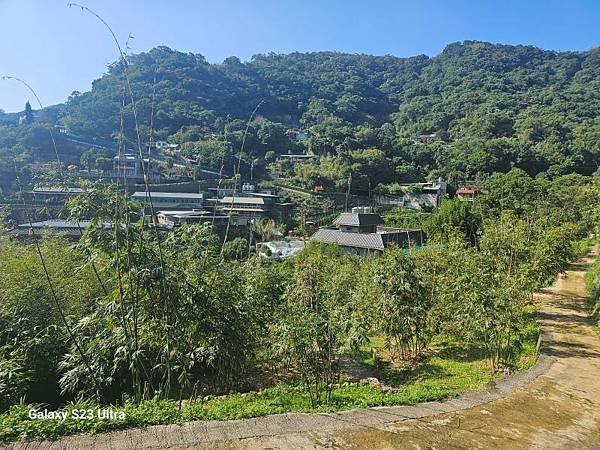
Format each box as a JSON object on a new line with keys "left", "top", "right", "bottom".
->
{"left": 3, "top": 132, "right": 484, "bottom": 260}
{"left": 0, "top": 4, "right": 599, "bottom": 446}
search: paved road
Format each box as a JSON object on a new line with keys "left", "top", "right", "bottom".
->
{"left": 5, "top": 248, "right": 600, "bottom": 449}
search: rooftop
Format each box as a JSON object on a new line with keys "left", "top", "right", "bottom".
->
{"left": 32, "top": 187, "right": 86, "bottom": 194}
{"left": 158, "top": 209, "right": 207, "bottom": 216}
{"left": 278, "top": 154, "right": 316, "bottom": 159}
{"left": 10, "top": 219, "right": 110, "bottom": 238}
{"left": 333, "top": 212, "right": 383, "bottom": 227}
{"left": 457, "top": 186, "right": 489, "bottom": 195}
{"left": 132, "top": 192, "right": 204, "bottom": 199}
{"left": 158, "top": 210, "right": 229, "bottom": 221}
{"left": 311, "top": 228, "right": 385, "bottom": 250}
{"left": 260, "top": 240, "right": 306, "bottom": 259}
{"left": 311, "top": 227, "right": 423, "bottom": 251}
{"left": 114, "top": 153, "right": 139, "bottom": 160}
{"left": 17, "top": 220, "right": 93, "bottom": 229}
{"left": 219, "top": 196, "right": 266, "bottom": 205}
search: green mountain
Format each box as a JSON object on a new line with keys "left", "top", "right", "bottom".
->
{"left": 0, "top": 40, "right": 599, "bottom": 193}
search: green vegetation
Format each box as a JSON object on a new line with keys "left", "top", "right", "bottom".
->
{"left": 0, "top": 313, "right": 541, "bottom": 443}
{"left": 1, "top": 35, "right": 599, "bottom": 444}
{"left": 1, "top": 41, "right": 599, "bottom": 196}
{"left": 587, "top": 251, "right": 600, "bottom": 323}
{"left": 1, "top": 169, "right": 596, "bottom": 442}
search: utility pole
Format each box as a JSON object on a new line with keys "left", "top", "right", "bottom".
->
{"left": 345, "top": 172, "right": 352, "bottom": 212}
{"left": 248, "top": 218, "right": 255, "bottom": 258}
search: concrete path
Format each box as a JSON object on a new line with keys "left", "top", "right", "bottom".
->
{"left": 5, "top": 248, "right": 600, "bottom": 449}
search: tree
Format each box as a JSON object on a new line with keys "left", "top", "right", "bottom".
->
{"left": 23, "top": 101, "right": 34, "bottom": 124}
{"left": 425, "top": 199, "right": 482, "bottom": 246}
{"left": 434, "top": 220, "right": 531, "bottom": 371}
{"left": 254, "top": 218, "right": 284, "bottom": 242}
{"left": 222, "top": 237, "right": 248, "bottom": 260}
{"left": 0, "top": 236, "right": 103, "bottom": 409}
{"left": 372, "top": 247, "right": 431, "bottom": 360}
{"left": 272, "top": 243, "right": 344, "bottom": 406}
{"left": 96, "top": 156, "right": 112, "bottom": 174}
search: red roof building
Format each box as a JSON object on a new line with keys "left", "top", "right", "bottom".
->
{"left": 456, "top": 186, "right": 488, "bottom": 202}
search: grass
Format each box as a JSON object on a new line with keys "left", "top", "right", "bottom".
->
{"left": 0, "top": 325, "right": 541, "bottom": 443}
{"left": 572, "top": 236, "right": 599, "bottom": 259}
{"left": 585, "top": 249, "right": 600, "bottom": 325}
{"left": 585, "top": 256, "right": 600, "bottom": 297}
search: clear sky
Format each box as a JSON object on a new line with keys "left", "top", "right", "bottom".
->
{"left": 0, "top": 0, "right": 599, "bottom": 113}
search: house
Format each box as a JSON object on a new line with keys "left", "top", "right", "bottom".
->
{"left": 456, "top": 186, "right": 488, "bottom": 202}
{"left": 421, "top": 180, "right": 447, "bottom": 207}
{"left": 310, "top": 207, "right": 424, "bottom": 256}
{"left": 131, "top": 191, "right": 204, "bottom": 210}
{"left": 110, "top": 153, "right": 163, "bottom": 182}
{"left": 156, "top": 209, "right": 230, "bottom": 229}
{"left": 154, "top": 141, "right": 180, "bottom": 156}
{"left": 113, "top": 153, "right": 143, "bottom": 177}
{"left": 217, "top": 196, "right": 271, "bottom": 219}
{"left": 212, "top": 192, "right": 290, "bottom": 222}
{"left": 208, "top": 184, "right": 277, "bottom": 198}
{"left": 277, "top": 153, "right": 319, "bottom": 163}
{"left": 416, "top": 133, "right": 442, "bottom": 143}
{"left": 30, "top": 186, "right": 86, "bottom": 203}
{"left": 285, "top": 128, "right": 309, "bottom": 142}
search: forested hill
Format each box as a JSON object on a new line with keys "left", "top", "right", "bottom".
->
{"left": 59, "top": 41, "right": 600, "bottom": 140}
{"left": 1, "top": 40, "right": 599, "bottom": 190}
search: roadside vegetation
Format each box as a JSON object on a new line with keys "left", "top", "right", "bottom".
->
{"left": 0, "top": 170, "right": 598, "bottom": 442}
{"left": 587, "top": 250, "right": 600, "bottom": 327}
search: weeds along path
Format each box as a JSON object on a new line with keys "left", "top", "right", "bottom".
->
{"left": 5, "top": 247, "right": 600, "bottom": 450}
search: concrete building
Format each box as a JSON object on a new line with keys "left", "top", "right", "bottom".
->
{"left": 113, "top": 153, "right": 143, "bottom": 178}
{"left": 110, "top": 153, "right": 163, "bottom": 182}
{"left": 310, "top": 208, "right": 424, "bottom": 256}
{"left": 277, "top": 153, "right": 318, "bottom": 163}
{"left": 285, "top": 128, "right": 309, "bottom": 142}
{"left": 208, "top": 184, "right": 278, "bottom": 198}
{"left": 217, "top": 196, "right": 272, "bottom": 218}
{"left": 213, "top": 192, "right": 290, "bottom": 223}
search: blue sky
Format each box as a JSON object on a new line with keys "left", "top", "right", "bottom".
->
{"left": 0, "top": 0, "right": 599, "bottom": 112}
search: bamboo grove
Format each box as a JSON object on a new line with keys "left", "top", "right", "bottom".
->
{"left": 1, "top": 171, "right": 598, "bottom": 411}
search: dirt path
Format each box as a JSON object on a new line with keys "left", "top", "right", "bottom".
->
{"left": 5, "top": 248, "right": 600, "bottom": 449}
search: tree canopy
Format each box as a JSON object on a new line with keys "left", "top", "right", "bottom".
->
{"left": 1, "top": 41, "right": 598, "bottom": 190}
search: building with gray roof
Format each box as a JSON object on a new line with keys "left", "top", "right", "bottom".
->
{"left": 311, "top": 207, "right": 424, "bottom": 256}
{"left": 9, "top": 220, "right": 109, "bottom": 239}
{"left": 131, "top": 191, "right": 204, "bottom": 210}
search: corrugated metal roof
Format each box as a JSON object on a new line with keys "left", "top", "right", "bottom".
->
{"left": 222, "top": 208, "right": 265, "bottom": 213}
{"left": 310, "top": 228, "right": 385, "bottom": 250}
{"left": 132, "top": 192, "right": 204, "bottom": 199}
{"left": 11, "top": 220, "right": 101, "bottom": 238}
{"left": 18, "top": 220, "right": 93, "bottom": 229}
{"left": 220, "top": 197, "right": 266, "bottom": 205}
{"left": 333, "top": 212, "right": 383, "bottom": 227}
{"left": 32, "top": 187, "right": 86, "bottom": 194}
